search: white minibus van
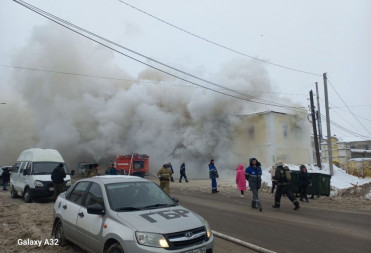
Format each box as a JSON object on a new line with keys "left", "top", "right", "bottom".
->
{"left": 10, "top": 148, "right": 73, "bottom": 202}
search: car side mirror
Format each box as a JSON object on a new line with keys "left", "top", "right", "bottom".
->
{"left": 87, "top": 204, "right": 105, "bottom": 215}
{"left": 172, "top": 197, "right": 179, "bottom": 204}
{"left": 69, "top": 170, "right": 75, "bottom": 176}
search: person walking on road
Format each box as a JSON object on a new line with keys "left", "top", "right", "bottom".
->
{"left": 2, "top": 167, "right": 10, "bottom": 191}
{"left": 272, "top": 162, "right": 300, "bottom": 210}
{"left": 51, "top": 163, "right": 66, "bottom": 201}
{"left": 179, "top": 162, "right": 189, "bottom": 183}
{"left": 168, "top": 162, "right": 175, "bottom": 182}
{"left": 157, "top": 164, "right": 173, "bottom": 194}
{"left": 270, "top": 165, "right": 277, "bottom": 195}
{"left": 245, "top": 158, "right": 263, "bottom": 211}
{"left": 209, "top": 159, "right": 219, "bottom": 193}
{"left": 298, "top": 164, "right": 311, "bottom": 203}
{"left": 235, "top": 164, "right": 247, "bottom": 198}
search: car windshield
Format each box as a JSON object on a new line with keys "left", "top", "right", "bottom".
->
{"left": 32, "top": 162, "right": 67, "bottom": 175}
{"left": 106, "top": 181, "right": 176, "bottom": 212}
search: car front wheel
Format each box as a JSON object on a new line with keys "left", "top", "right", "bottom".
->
{"left": 23, "top": 187, "right": 32, "bottom": 203}
{"left": 54, "top": 220, "right": 66, "bottom": 246}
{"left": 11, "top": 186, "right": 18, "bottom": 198}
{"left": 107, "top": 242, "right": 124, "bottom": 253}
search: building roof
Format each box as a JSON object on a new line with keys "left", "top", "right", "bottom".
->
{"left": 236, "top": 110, "right": 289, "bottom": 117}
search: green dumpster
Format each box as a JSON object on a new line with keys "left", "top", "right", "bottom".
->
{"left": 289, "top": 171, "right": 300, "bottom": 195}
{"left": 307, "top": 173, "right": 331, "bottom": 197}
{"left": 289, "top": 171, "right": 331, "bottom": 197}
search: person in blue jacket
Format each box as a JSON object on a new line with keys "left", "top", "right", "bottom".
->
{"left": 245, "top": 158, "right": 263, "bottom": 211}
{"left": 209, "top": 159, "right": 219, "bottom": 193}
{"left": 179, "top": 162, "right": 189, "bottom": 183}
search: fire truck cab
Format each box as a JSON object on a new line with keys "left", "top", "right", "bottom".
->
{"left": 115, "top": 154, "right": 149, "bottom": 177}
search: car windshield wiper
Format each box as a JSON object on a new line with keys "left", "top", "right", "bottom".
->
{"left": 115, "top": 206, "right": 142, "bottom": 212}
{"left": 143, "top": 203, "right": 175, "bottom": 209}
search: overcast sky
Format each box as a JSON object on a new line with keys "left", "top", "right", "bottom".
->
{"left": 1, "top": 0, "right": 370, "bottom": 143}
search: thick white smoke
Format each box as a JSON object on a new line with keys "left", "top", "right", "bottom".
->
{"left": 0, "top": 23, "right": 303, "bottom": 178}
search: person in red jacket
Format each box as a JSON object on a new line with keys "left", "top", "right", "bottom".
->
{"left": 235, "top": 164, "right": 247, "bottom": 198}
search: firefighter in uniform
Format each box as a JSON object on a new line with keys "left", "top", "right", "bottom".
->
{"left": 272, "top": 161, "right": 300, "bottom": 210}
{"left": 157, "top": 164, "right": 173, "bottom": 194}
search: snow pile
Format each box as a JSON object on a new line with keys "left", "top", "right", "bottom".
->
{"left": 335, "top": 182, "right": 371, "bottom": 200}
{"left": 260, "top": 163, "right": 371, "bottom": 198}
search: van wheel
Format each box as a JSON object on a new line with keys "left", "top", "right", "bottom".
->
{"left": 54, "top": 220, "right": 66, "bottom": 246}
{"left": 107, "top": 242, "right": 124, "bottom": 253}
{"left": 24, "top": 187, "right": 32, "bottom": 203}
{"left": 11, "top": 186, "right": 18, "bottom": 198}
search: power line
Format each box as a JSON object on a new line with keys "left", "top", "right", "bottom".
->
{"left": 331, "top": 106, "right": 371, "bottom": 122}
{"left": 13, "top": 0, "right": 307, "bottom": 113}
{"left": 8, "top": 4, "right": 369, "bottom": 144}
{"left": 330, "top": 109, "right": 366, "bottom": 137}
{"left": 317, "top": 97, "right": 371, "bottom": 121}
{"left": 0, "top": 64, "right": 132, "bottom": 82}
{"left": 0, "top": 63, "right": 192, "bottom": 87}
{"left": 117, "top": 0, "right": 322, "bottom": 77}
{"left": 319, "top": 114, "right": 369, "bottom": 140}
{"left": 331, "top": 104, "right": 371, "bottom": 109}
{"left": 327, "top": 78, "right": 371, "bottom": 136}
{"left": 0, "top": 63, "right": 309, "bottom": 96}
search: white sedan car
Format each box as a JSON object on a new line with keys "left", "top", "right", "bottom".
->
{"left": 52, "top": 175, "right": 214, "bottom": 253}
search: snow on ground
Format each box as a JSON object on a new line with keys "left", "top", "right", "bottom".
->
{"left": 259, "top": 162, "right": 371, "bottom": 198}
{"left": 261, "top": 163, "right": 371, "bottom": 189}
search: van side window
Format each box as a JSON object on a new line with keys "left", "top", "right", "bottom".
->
{"left": 68, "top": 182, "right": 90, "bottom": 205}
{"left": 84, "top": 183, "right": 104, "bottom": 207}
{"left": 25, "top": 163, "right": 32, "bottom": 175}
{"left": 19, "top": 162, "right": 28, "bottom": 174}
{"left": 13, "top": 162, "right": 21, "bottom": 173}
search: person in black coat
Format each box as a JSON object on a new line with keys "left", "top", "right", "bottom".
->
{"left": 298, "top": 164, "right": 311, "bottom": 202}
{"left": 272, "top": 162, "right": 300, "bottom": 210}
{"left": 2, "top": 167, "right": 11, "bottom": 191}
{"left": 51, "top": 163, "right": 66, "bottom": 200}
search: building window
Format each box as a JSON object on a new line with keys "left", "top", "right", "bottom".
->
{"left": 282, "top": 122, "right": 288, "bottom": 137}
{"left": 248, "top": 125, "right": 255, "bottom": 138}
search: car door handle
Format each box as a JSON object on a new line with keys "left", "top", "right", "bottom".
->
{"left": 78, "top": 212, "right": 84, "bottom": 218}
{"left": 62, "top": 205, "right": 67, "bottom": 209}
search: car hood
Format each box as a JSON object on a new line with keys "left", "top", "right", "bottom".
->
{"left": 33, "top": 175, "right": 71, "bottom": 181}
{"left": 116, "top": 206, "right": 205, "bottom": 233}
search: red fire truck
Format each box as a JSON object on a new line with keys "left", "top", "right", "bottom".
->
{"left": 115, "top": 154, "right": 149, "bottom": 177}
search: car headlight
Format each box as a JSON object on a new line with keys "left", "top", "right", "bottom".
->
{"left": 66, "top": 180, "right": 71, "bottom": 187}
{"left": 205, "top": 220, "right": 212, "bottom": 239}
{"left": 135, "top": 232, "right": 169, "bottom": 248}
{"left": 34, "top": 180, "right": 44, "bottom": 187}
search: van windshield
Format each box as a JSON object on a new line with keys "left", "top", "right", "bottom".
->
{"left": 32, "top": 162, "right": 66, "bottom": 175}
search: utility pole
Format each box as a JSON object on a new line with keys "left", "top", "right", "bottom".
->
{"left": 310, "top": 90, "right": 321, "bottom": 168}
{"left": 323, "top": 73, "right": 334, "bottom": 175}
{"left": 315, "top": 82, "right": 323, "bottom": 145}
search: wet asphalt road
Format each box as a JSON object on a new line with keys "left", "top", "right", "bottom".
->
{"left": 172, "top": 188, "right": 371, "bottom": 253}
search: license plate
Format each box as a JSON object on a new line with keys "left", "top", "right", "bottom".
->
{"left": 184, "top": 247, "right": 206, "bottom": 253}
{"left": 49, "top": 187, "right": 54, "bottom": 191}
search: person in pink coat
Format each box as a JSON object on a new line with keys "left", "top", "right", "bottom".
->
{"left": 236, "top": 164, "right": 247, "bottom": 198}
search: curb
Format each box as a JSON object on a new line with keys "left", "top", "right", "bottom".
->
{"left": 212, "top": 230, "right": 277, "bottom": 253}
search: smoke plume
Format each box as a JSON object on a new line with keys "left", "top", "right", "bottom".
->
{"left": 0, "top": 23, "right": 305, "bottom": 178}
